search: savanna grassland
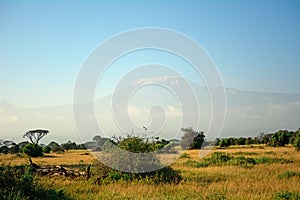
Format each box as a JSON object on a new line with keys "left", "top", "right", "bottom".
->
{"left": 1, "top": 146, "right": 300, "bottom": 200}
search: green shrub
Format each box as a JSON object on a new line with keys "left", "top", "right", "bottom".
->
{"left": 184, "top": 153, "right": 292, "bottom": 168}
{"left": 231, "top": 156, "right": 256, "bottom": 164}
{"left": 0, "top": 146, "right": 9, "bottom": 154}
{"left": 183, "top": 160, "right": 209, "bottom": 168}
{"left": 93, "top": 135, "right": 183, "bottom": 184}
{"left": 278, "top": 171, "right": 300, "bottom": 179}
{"left": 118, "top": 135, "right": 154, "bottom": 153}
{"left": 9, "top": 144, "right": 21, "bottom": 154}
{"left": 205, "top": 152, "right": 231, "bottom": 164}
{"left": 255, "top": 156, "right": 292, "bottom": 164}
{"left": 43, "top": 146, "right": 51, "bottom": 153}
{"left": 180, "top": 153, "right": 190, "bottom": 158}
{"left": 232, "top": 151, "right": 258, "bottom": 156}
{"left": 273, "top": 191, "right": 300, "bottom": 200}
{"left": 22, "top": 143, "right": 43, "bottom": 157}
{"left": 293, "top": 132, "right": 300, "bottom": 151}
{"left": 0, "top": 164, "right": 72, "bottom": 200}
{"left": 206, "top": 192, "right": 227, "bottom": 200}
{"left": 92, "top": 159, "right": 182, "bottom": 184}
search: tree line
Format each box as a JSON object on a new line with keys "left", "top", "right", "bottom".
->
{"left": 1, "top": 128, "right": 299, "bottom": 157}
{"left": 216, "top": 128, "right": 300, "bottom": 150}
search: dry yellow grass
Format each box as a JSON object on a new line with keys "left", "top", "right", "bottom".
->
{"left": 1, "top": 146, "right": 300, "bottom": 199}
{"left": 0, "top": 150, "right": 94, "bottom": 166}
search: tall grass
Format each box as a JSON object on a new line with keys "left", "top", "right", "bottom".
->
{"left": 1, "top": 146, "right": 300, "bottom": 200}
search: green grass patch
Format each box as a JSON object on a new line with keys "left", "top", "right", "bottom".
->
{"left": 183, "top": 152, "right": 293, "bottom": 168}
{"left": 278, "top": 171, "right": 300, "bottom": 179}
{"left": 0, "top": 164, "right": 72, "bottom": 200}
{"left": 273, "top": 190, "right": 300, "bottom": 200}
{"left": 231, "top": 151, "right": 258, "bottom": 156}
{"left": 179, "top": 153, "right": 190, "bottom": 159}
{"left": 183, "top": 159, "right": 209, "bottom": 168}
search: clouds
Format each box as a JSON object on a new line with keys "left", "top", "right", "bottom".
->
{"left": 0, "top": 77, "right": 300, "bottom": 143}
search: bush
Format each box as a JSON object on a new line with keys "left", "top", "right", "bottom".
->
{"left": 278, "top": 171, "right": 300, "bottom": 179}
{"left": 43, "top": 146, "right": 51, "bottom": 153}
{"left": 92, "top": 146, "right": 103, "bottom": 152}
{"left": 180, "top": 153, "right": 190, "bottom": 159}
{"left": 9, "top": 144, "right": 20, "bottom": 154}
{"left": 92, "top": 135, "right": 183, "bottom": 184}
{"left": 183, "top": 159, "right": 209, "bottom": 168}
{"left": 228, "top": 156, "right": 256, "bottom": 167}
{"left": 180, "top": 127, "right": 205, "bottom": 149}
{"left": 293, "top": 132, "right": 300, "bottom": 151}
{"left": 206, "top": 152, "right": 231, "bottom": 164}
{"left": 51, "top": 146, "right": 65, "bottom": 153}
{"left": 273, "top": 191, "right": 300, "bottom": 200}
{"left": 22, "top": 143, "right": 43, "bottom": 157}
{"left": 0, "top": 146, "right": 9, "bottom": 154}
{"left": 0, "top": 164, "right": 72, "bottom": 200}
{"left": 93, "top": 160, "right": 182, "bottom": 184}
{"left": 92, "top": 161, "right": 182, "bottom": 184}
{"left": 118, "top": 135, "right": 154, "bottom": 153}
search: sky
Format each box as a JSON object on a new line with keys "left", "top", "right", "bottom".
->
{"left": 1, "top": 0, "right": 300, "bottom": 108}
{"left": 1, "top": 1, "right": 300, "bottom": 143}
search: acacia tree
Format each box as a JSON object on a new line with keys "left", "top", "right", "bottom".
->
{"left": 23, "top": 129, "right": 49, "bottom": 145}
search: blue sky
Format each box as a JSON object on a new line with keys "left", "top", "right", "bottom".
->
{"left": 1, "top": 0, "right": 300, "bottom": 107}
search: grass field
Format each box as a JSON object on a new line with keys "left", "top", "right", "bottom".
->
{"left": 1, "top": 146, "right": 300, "bottom": 200}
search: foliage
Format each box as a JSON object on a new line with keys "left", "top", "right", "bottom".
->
{"left": 0, "top": 164, "right": 72, "bottom": 200}
{"left": 270, "top": 130, "right": 292, "bottom": 147}
{"left": 273, "top": 191, "right": 300, "bottom": 200}
{"left": 9, "top": 144, "right": 21, "bottom": 154}
{"left": 0, "top": 140, "right": 19, "bottom": 154}
{"left": 22, "top": 143, "right": 43, "bottom": 157}
{"left": 118, "top": 135, "right": 154, "bottom": 153}
{"left": 102, "top": 137, "right": 161, "bottom": 173}
{"left": 183, "top": 159, "right": 209, "bottom": 168}
{"left": 93, "top": 135, "right": 110, "bottom": 146}
{"left": 61, "top": 140, "right": 77, "bottom": 150}
{"left": 293, "top": 131, "right": 300, "bottom": 150}
{"left": 23, "top": 129, "right": 49, "bottom": 144}
{"left": 0, "top": 146, "right": 9, "bottom": 154}
{"left": 183, "top": 152, "right": 293, "bottom": 168}
{"left": 180, "top": 127, "right": 205, "bottom": 149}
{"left": 207, "top": 152, "right": 231, "bottom": 164}
{"left": 219, "top": 138, "right": 232, "bottom": 147}
{"left": 47, "top": 141, "right": 64, "bottom": 153}
{"left": 278, "top": 171, "right": 300, "bottom": 179}
{"left": 92, "top": 160, "right": 182, "bottom": 184}
{"left": 179, "top": 153, "right": 190, "bottom": 158}
{"left": 93, "top": 135, "right": 182, "bottom": 184}
{"left": 43, "top": 146, "right": 51, "bottom": 153}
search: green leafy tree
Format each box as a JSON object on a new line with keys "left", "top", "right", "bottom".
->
{"left": 270, "top": 130, "right": 292, "bottom": 147}
{"left": 180, "top": 127, "right": 205, "bottom": 149}
{"left": 22, "top": 143, "right": 43, "bottom": 157}
{"left": 118, "top": 135, "right": 153, "bottom": 153}
{"left": 43, "top": 146, "right": 51, "bottom": 153}
{"left": 293, "top": 131, "right": 300, "bottom": 151}
{"left": 61, "top": 140, "right": 77, "bottom": 150}
{"left": 219, "top": 138, "right": 231, "bottom": 147}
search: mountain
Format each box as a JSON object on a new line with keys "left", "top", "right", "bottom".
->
{"left": 1, "top": 76, "right": 300, "bottom": 143}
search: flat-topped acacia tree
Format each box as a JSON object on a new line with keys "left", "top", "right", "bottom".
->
{"left": 23, "top": 129, "right": 49, "bottom": 145}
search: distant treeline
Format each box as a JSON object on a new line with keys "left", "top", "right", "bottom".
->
{"left": 215, "top": 128, "right": 300, "bottom": 148}
{"left": 1, "top": 128, "right": 300, "bottom": 155}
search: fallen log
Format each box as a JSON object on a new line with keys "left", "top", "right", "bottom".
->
{"left": 28, "top": 159, "right": 87, "bottom": 178}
